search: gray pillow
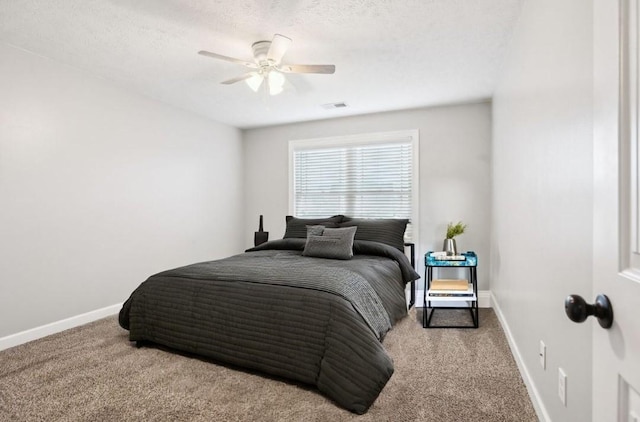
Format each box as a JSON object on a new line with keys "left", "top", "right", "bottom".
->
{"left": 302, "top": 226, "right": 357, "bottom": 260}
{"left": 338, "top": 217, "right": 409, "bottom": 251}
{"left": 283, "top": 215, "right": 344, "bottom": 239}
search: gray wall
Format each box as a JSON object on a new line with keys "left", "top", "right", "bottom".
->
{"left": 491, "top": 0, "right": 593, "bottom": 420}
{"left": 0, "top": 44, "right": 244, "bottom": 337}
{"left": 243, "top": 102, "right": 492, "bottom": 292}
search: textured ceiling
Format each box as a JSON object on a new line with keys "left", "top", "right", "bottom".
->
{"left": 0, "top": 0, "right": 523, "bottom": 129}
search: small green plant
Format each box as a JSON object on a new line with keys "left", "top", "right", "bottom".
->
{"left": 446, "top": 221, "right": 467, "bottom": 239}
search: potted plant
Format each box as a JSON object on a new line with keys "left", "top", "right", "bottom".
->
{"left": 443, "top": 221, "right": 467, "bottom": 255}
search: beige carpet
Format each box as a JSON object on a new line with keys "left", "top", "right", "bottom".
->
{"left": 0, "top": 308, "right": 538, "bottom": 421}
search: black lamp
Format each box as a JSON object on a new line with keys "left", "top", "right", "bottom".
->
{"left": 254, "top": 215, "right": 269, "bottom": 246}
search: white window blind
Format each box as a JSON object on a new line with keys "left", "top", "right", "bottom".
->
{"left": 291, "top": 131, "right": 417, "bottom": 240}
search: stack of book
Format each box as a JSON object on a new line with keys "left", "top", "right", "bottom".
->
{"left": 428, "top": 279, "right": 473, "bottom": 297}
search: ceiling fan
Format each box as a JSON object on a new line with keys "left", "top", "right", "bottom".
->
{"left": 198, "top": 34, "right": 335, "bottom": 95}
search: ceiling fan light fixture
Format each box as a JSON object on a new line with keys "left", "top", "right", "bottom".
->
{"left": 245, "top": 73, "right": 263, "bottom": 92}
{"left": 269, "top": 82, "right": 284, "bottom": 96}
{"left": 268, "top": 71, "right": 285, "bottom": 95}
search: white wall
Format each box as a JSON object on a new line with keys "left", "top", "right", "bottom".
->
{"left": 0, "top": 44, "right": 244, "bottom": 338}
{"left": 243, "top": 102, "right": 492, "bottom": 291}
{"left": 492, "top": 1, "right": 593, "bottom": 421}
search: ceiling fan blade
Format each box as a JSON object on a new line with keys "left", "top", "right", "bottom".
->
{"left": 267, "top": 34, "right": 292, "bottom": 64}
{"left": 221, "top": 73, "right": 255, "bottom": 85}
{"left": 198, "top": 50, "right": 258, "bottom": 69}
{"left": 277, "top": 64, "right": 336, "bottom": 74}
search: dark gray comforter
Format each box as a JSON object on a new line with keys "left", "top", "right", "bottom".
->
{"left": 119, "top": 239, "right": 419, "bottom": 414}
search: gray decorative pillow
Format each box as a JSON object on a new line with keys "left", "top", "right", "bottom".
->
{"left": 338, "top": 217, "right": 409, "bottom": 251}
{"left": 302, "top": 226, "right": 357, "bottom": 260}
{"left": 283, "top": 215, "right": 344, "bottom": 238}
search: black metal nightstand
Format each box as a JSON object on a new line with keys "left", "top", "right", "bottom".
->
{"left": 423, "top": 251, "right": 478, "bottom": 328}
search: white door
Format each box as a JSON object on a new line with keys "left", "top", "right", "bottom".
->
{"left": 593, "top": 0, "right": 640, "bottom": 420}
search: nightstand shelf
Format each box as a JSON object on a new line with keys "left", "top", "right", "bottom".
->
{"left": 423, "top": 251, "right": 479, "bottom": 328}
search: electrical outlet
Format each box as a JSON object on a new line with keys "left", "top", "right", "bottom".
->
{"left": 558, "top": 368, "right": 567, "bottom": 406}
{"left": 539, "top": 341, "right": 546, "bottom": 370}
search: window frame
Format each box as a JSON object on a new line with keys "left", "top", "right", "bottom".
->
{"left": 288, "top": 129, "right": 419, "bottom": 244}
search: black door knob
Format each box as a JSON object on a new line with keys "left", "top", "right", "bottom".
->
{"left": 564, "top": 294, "right": 613, "bottom": 329}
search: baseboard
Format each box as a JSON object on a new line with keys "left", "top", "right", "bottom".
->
{"left": 415, "top": 289, "right": 491, "bottom": 308}
{"left": 0, "top": 303, "right": 122, "bottom": 351}
{"left": 477, "top": 290, "right": 491, "bottom": 308}
{"left": 491, "top": 292, "right": 550, "bottom": 422}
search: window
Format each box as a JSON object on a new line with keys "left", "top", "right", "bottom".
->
{"left": 289, "top": 130, "right": 419, "bottom": 241}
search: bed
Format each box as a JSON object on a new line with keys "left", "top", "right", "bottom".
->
{"left": 118, "top": 216, "right": 419, "bottom": 414}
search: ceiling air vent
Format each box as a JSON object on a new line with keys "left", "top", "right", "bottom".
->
{"left": 321, "top": 102, "right": 348, "bottom": 110}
